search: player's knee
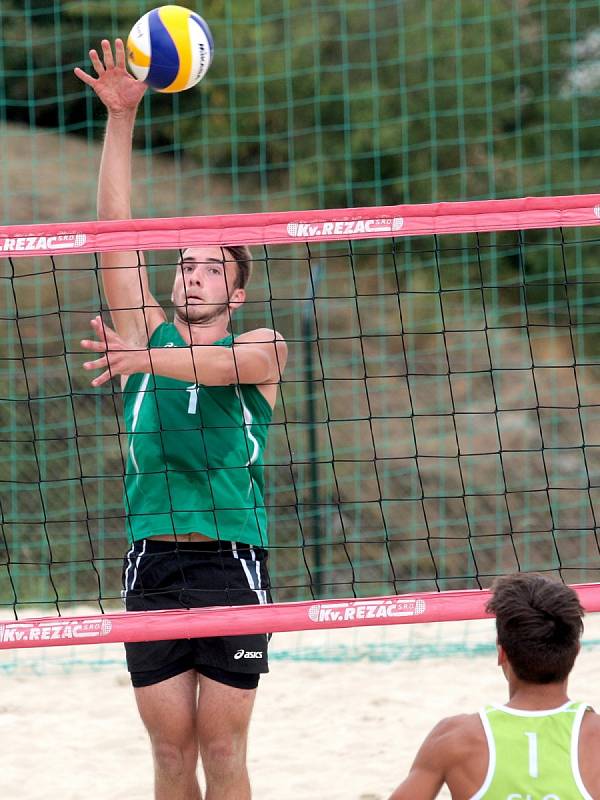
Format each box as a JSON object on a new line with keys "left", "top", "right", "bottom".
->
{"left": 152, "top": 739, "right": 197, "bottom": 779}
{"left": 201, "top": 736, "right": 246, "bottom": 781}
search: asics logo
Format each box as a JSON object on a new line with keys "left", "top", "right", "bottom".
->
{"left": 234, "top": 649, "right": 263, "bottom": 660}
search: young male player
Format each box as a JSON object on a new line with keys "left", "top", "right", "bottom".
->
{"left": 75, "top": 39, "right": 287, "bottom": 800}
{"left": 387, "top": 573, "right": 600, "bottom": 799}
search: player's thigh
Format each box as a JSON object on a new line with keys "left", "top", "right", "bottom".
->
{"left": 196, "top": 672, "right": 257, "bottom": 747}
{"left": 134, "top": 668, "right": 199, "bottom": 746}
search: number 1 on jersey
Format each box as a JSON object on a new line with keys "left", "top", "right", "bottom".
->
{"left": 186, "top": 384, "right": 199, "bottom": 415}
{"left": 525, "top": 731, "right": 539, "bottom": 778}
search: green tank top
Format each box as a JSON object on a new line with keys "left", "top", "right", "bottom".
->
{"left": 122, "top": 322, "right": 272, "bottom": 546}
{"left": 473, "top": 701, "right": 593, "bottom": 800}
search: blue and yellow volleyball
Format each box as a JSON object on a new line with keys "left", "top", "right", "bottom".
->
{"left": 127, "top": 5, "right": 213, "bottom": 93}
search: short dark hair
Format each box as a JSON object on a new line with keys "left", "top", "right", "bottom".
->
{"left": 486, "top": 573, "right": 584, "bottom": 684}
{"left": 223, "top": 245, "right": 252, "bottom": 290}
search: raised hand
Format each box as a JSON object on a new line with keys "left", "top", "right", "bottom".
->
{"left": 82, "top": 316, "right": 151, "bottom": 385}
{"left": 74, "top": 38, "right": 147, "bottom": 114}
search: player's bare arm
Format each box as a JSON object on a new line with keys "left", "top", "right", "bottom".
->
{"left": 74, "top": 39, "right": 165, "bottom": 345}
{"left": 578, "top": 710, "right": 600, "bottom": 795}
{"left": 387, "top": 720, "right": 448, "bottom": 800}
{"left": 388, "top": 715, "right": 485, "bottom": 800}
{"left": 81, "top": 316, "right": 288, "bottom": 397}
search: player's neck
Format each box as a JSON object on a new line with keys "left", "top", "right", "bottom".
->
{"left": 173, "top": 314, "right": 231, "bottom": 345}
{"left": 506, "top": 679, "right": 570, "bottom": 711}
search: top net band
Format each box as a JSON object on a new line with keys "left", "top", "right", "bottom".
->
{"left": 1, "top": 193, "right": 600, "bottom": 258}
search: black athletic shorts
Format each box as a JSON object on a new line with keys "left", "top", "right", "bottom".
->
{"left": 122, "top": 538, "right": 272, "bottom": 690}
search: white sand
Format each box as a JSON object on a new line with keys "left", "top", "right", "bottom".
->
{"left": 1, "top": 615, "right": 600, "bottom": 800}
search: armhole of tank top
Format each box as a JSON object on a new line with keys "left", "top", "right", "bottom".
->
{"left": 571, "top": 703, "right": 594, "bottom": 800}
{"left": 148, "top": 321, "right": 169, "bottom": 347}
{"left": 469, "top": 709, "right": 496, "bottom": 800}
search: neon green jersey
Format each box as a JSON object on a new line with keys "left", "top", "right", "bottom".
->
{"left": 472, "top": 701, "right": 593, "bottom": 800}
{"left": 122, "top": 322, "right": 272, "bottom": 546}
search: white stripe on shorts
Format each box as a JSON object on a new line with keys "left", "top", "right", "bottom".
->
{"left": 232, "top": 543, "right": 268, "bottom": 605}
{"left": 122, "top": 539, "right": 147, "bottom": 600}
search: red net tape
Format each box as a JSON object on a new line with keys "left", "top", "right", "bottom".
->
{"left": 1, "top": 193, "right": 600, "bottom": 258}
{"left": 2, "top": 585, "right": 600, "bottom": 650}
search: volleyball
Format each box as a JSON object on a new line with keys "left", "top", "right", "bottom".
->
{"left": 126, "top": 5, "right": 214, "bottom": 93}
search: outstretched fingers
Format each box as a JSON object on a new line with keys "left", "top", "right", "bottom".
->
{"left": 82, "top": 41, "right": 120, "bottom": 77}
{"left": 81, "top": 317, "right": 144, "bottom": 385}
{"left": 101, "top": 39, "right": 115, "bottom": 70}
{"left": 89, "top": 48, "right": 105, "bottom": 76}
{"left": 73, "top": 66, "right": 96, "bottom": 86}
{"left": 82, "top": 349, "right": 112, "bottom": 386}
{"left": 90, "top": 314, "right": 110, "bottom": 341}
{"left": 91, "top": 369, "right": 112, "bottom": 387}
{"left": 74, "top": 39, "right": 127, "bottom": 85}
{"left": 83, "top": 354, "right": 107, "bottom": 369}
{"left": 80, "top": 339, "right": 106, "bottom": 353}
{"left": 81, "top": 316, "right": 109, "bottom": 354}
{"left": 114, "top": 38, "right": 127, "bottom": 69}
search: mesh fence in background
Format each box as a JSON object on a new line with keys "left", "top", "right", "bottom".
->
{"left": 1, "top": 1, "right": 600, "bottom": 224}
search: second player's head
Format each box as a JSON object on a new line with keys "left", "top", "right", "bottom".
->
{"left": 172, "top": 244, "right": 253, "bottom": 325}
{"left": 486, "top": 573, "right": 584, "bottom": 684}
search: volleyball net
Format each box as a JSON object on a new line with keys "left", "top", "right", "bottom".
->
{"left": 3, "top": 194, "right": 600, "bottom": 649}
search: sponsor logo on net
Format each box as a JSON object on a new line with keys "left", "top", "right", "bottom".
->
{"left": 308, "top": 598, "right": 426, "bottom": 624}
{"left": 0, "top": 233, "right": 87, "bottom": 252}
{"left": 0, "top": 617, "right": 112, "bottom": 644}
{"left": 287, "top": 217, "right": 404, "bottom": 238}
{"left": 234, "top": 649, "right": 263, "bottom": 660}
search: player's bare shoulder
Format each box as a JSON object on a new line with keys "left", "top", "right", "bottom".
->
{"left": 234, "top": 328, "right": 288, "bottom": 377}
{"left": 427, "top": 713, "right": 489, "bottom": 797}
{"left": 234, "top": 327, "right": 286, "bottom": 346}
{"left": 580, "top": 705, "right": 600, "bottom": 730}
{"left": 578, "top": 707, "right": 600, "bottom": 796}
{"left": 428, "top": 712, "right": 485, "bottom": 758}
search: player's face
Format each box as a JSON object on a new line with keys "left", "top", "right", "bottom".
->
{"left": 172, "top": 246, "right": 244, "bottom": 324}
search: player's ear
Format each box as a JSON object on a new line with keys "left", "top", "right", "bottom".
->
{"left": 228, "top": 287, "right": 245, "bottom": 311}
{"left": 497, "top": 642, "right": 507, "bottom": 666}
